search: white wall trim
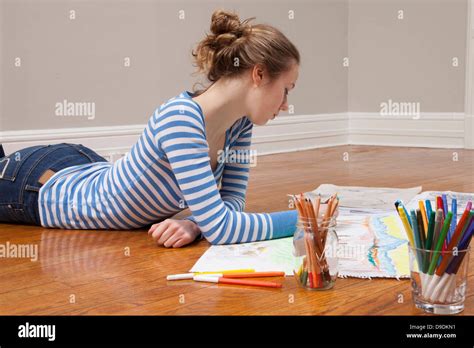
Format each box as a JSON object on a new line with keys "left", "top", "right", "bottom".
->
{"left": 252, "top": 113, "right": 348, "bottom": 155}
{"left": 349, "top": 112, "right": 466, "bottom": 148}
{"left": 0, "top": 112, "right": 468, "bottom": 162}
{"left": 0, "top": 114, "right": 350, "bottom": 160}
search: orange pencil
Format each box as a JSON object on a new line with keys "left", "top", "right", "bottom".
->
{"left": 312, "top": 194, "right": 321, "bottom": 219}
{"left": 303, "top": 197, "right": 323, "bottom": 287}
{"left": 222, "top": 271, "right": 285, "bottom": 278}
{"left": 295, "top": 194, "right": 321, "bottom": 288}
{"left": 193, "top": 275, "right": 282, "bottom": 288}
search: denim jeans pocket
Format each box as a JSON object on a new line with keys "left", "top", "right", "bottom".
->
{"left": 0, "top": 145, "right": 47, "bottom": 182}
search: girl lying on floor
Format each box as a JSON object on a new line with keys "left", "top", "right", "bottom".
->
{"left": 0, "top": 9, "right": 300, "bottom": 247}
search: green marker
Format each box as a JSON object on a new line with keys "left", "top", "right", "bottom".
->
{"left": 427, "top": 211, "right": 453, "bottom": 275}
{"left": 411, "top": 210, "right": 423, "bottom": 271}
{"left": 423, "top": 211, "right": 436, "bottom": 273}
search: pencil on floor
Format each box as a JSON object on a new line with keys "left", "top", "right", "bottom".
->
{"left": 193, "top": 275, "right": 283, "bottom": 288}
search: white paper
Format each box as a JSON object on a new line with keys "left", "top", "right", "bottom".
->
{"left": 190, "top": 237, "right": 297, "bottom": 275}
{"left": 405, "top": 190, "right": 474, "bottom": 217}
{"left": 312, "top": 184, "right": 422, "bottom": 211}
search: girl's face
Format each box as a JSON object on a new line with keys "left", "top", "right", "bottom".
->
{"left": 247, "top": 62, "right": 299, "bottom": 126}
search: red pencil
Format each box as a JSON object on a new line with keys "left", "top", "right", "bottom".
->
{"left": 193, "top": 275, "right": 282, "bottom": 288}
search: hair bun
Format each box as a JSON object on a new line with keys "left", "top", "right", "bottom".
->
{"left": 210, "top": 10, "right": 242, "bottom": 36}
{"left": 191, "top": 9, "right": 300, "bottom": 92}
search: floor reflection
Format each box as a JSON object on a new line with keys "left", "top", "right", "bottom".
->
{"left": 38, "top": 229, "right": 143, "bottom": 277}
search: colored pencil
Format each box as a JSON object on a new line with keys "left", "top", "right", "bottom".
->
{"left": 290, "top": 192, "right": 338, "bottom": 289}
{"left": 193, "top": 275, "right": 282, "bottom": 288}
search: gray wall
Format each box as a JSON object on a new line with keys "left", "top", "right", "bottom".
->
{"left": 0, "top": 0, "right": 348, "bottom": 131}
{"left": 348, "top": 0, "right": 467, "bottom": 112}
{"left": 0, "top": 0, "right": 468, "bottom": 132}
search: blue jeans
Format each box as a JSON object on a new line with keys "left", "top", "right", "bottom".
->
{"left": 0, "top": 143, "right": 107, "bottom": 226}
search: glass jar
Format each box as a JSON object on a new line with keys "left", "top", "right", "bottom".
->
{"left": 408, "top": 246, "right": 470, "bottom": 314}
{"left": 293, "top": 216, "right": 339, "bottom": 290}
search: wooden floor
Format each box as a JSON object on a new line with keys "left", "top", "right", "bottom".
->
{"left": 0, "top": 145, "right": 473, "bottom": 315}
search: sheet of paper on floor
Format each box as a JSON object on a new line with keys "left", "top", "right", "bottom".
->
{"left": 405, "top": 190, "right": 474, "bottom": 217}
{"left": 312, "top": 184, "right": 422, "bottom": 211}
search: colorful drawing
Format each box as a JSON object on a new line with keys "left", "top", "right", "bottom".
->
{"left": 190, "top": 211, "right": 410, "bottom": 279}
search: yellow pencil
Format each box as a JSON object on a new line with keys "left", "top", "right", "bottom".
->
{"left": 398, "top": 207, "right": 415, "bottom": 247}
{"left": 418, "top": 200, "right": 428, "bottom": 235}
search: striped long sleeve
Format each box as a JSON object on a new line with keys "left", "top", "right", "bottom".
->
{"left": 155, "top": 100, "right": 296, "bottom": 245}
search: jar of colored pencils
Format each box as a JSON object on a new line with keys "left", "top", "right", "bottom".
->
{"left": 291, "top": 193, "right": 340, "bottom": 290}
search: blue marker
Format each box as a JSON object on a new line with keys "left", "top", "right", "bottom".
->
{"left": 425, "top": 199, "right": 433, "bottom": 225}
{"left": 448, "top": 197, "right": 457, "bottom": 243}
{"left": 442, "top": 194, "right": 448, "bottom": 219}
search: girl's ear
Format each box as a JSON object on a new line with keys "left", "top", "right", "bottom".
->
{"left": 251, "top": 64, "right": 266, "bottom": 87}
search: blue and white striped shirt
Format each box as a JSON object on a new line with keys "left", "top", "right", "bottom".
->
{"left": 38, "top": 90, "right": 297, "bottom": 244}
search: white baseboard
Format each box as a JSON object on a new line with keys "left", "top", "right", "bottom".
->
{"left": 0, "top": 112, "right": 469, "bottom": 162}
{"left": 252, "top": 113, "right": 348, "bottom": 155}
{"left": 0, "top": 114, "right": 349, "bottom": 161}
{"left": 349, "top": 112, "right": 466, "bottom": 149}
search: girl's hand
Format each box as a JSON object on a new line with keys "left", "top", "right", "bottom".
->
{"left": 148, "top": 219, "right": 201, "bottom": 248}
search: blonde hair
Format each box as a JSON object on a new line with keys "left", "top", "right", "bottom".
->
{"left": 191, "top": 9, "right": 300, "bottom": 96}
